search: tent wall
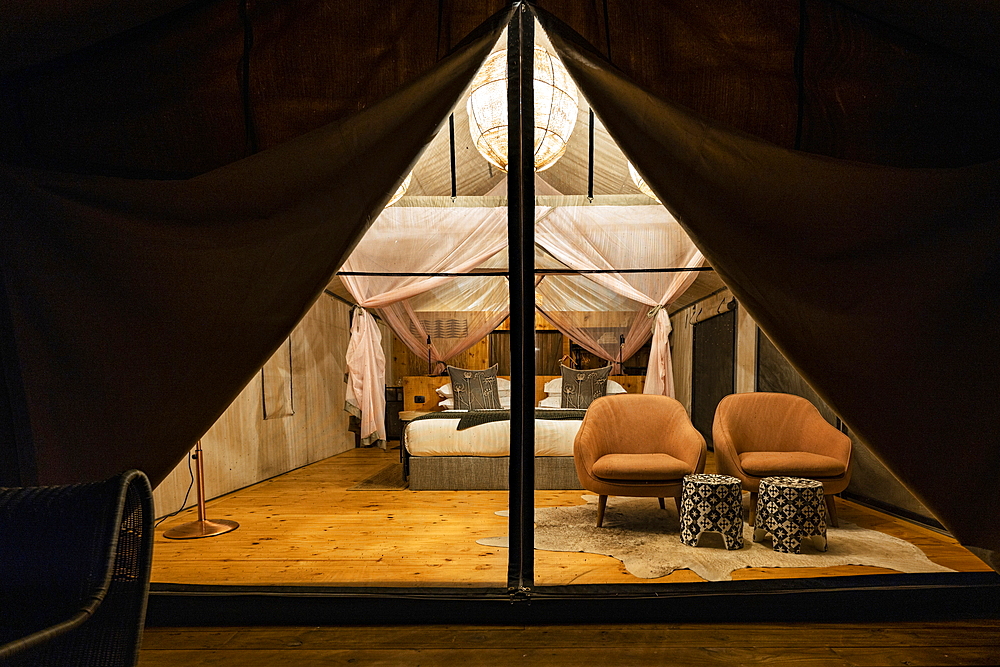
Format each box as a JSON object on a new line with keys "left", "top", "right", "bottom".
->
{"left": 669, "top": 289, "right": 757, "bottom": 414}
{"left": 535, "top": 0, "right": 1000, "bottom": 167}
{"left": 0, "top": 0, "right": 507, "bottom": 177}
{"left": 0, "top": 9, "right": 506, "bottom": 488}
{"left": 543, "top": 8, "right": 1000, "bottom": 559}
{"left": 5, "top": 1, "right": 997, "bottom": 174}
{"left": 154, "top": 294, "right": 362, "bottom": 515}
{"left": 756, "top": 329, "right": 937, "bottom": 525}
{"left": 672, "top": 289, "right": 938, "bottom": 527}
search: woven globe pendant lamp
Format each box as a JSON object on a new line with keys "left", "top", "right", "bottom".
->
{"left": 385, "top": 172, "right": 412, "bottom": 207}
{"left": 466, "top": 47, "right": 579, "bottom": 172}
{"left": 627, "top": 161, "right": 662, "bottom": 204}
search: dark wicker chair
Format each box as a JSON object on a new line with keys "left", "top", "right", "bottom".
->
{"left": 0, "top": 469, "right": 154, "bottom": 667}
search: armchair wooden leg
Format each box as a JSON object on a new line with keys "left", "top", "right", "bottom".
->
{"left": 748, "top": 492, "right": 758, "bottom": 526}
{"left": 658, "top": 497, "right": 665, "bottom": 510}
{"left": 596, "top": 495, "right": 608, "bottom": 527}
{"left": 825, "top": 494, "right": 839, "bottom": 528}
{"left": 673, "top": 495, "right": 682, "bottom": 515}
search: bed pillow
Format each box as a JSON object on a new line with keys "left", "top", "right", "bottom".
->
{"left": 437, "top": 377, "right": 510, "bottom": 398}
{"left": 446, "top": 364, "right": 503, "bottom": 410}
{"left": 441, "top": 396, "right": 511, "bottom": 409}
{"left": 544, "top": 376, "right": 627, "bottom": 396}
{"left": 560, "top": 364, "right": 613, "bottom": 409}
{"left": 538, "top": 395, "right": 562, "bottom": 408}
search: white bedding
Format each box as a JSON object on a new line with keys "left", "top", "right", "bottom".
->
{"left": 404, "top": 414, "right": 582, "bottom": 457}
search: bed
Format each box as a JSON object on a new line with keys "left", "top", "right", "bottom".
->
{"left": 400, "top": 375, "right": 645, "bottom": 490}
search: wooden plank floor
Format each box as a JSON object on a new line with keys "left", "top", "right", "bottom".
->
{"left": 151, "top": 446, "right": 991, "bottom": 587}
{"left": 140, "top": 620, "right": 1000, "bottom": 666}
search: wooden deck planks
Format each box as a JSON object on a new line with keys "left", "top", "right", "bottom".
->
{"left": 139, "top": 622, "right": 1000, "bottom": 666}
{"left": 150, "top": 446, "right": 991, "bottom": 587}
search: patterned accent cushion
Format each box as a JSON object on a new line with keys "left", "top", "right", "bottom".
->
{"left": 446, "top": 364, "right": 503, "bottom": 410}
{"left": 436, "top": 377, "right": 510, "bottom": 398}
{"left": 560, "top": 364, "right": 613, "bottom": 409}
{"left": 543, "top": 377, "right": 627, "bottom": 395}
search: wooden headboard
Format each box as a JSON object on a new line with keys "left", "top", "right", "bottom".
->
{"left": 401, "top": 375, "right": 646, "bottom": 412}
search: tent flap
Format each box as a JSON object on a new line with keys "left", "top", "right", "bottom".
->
{"left": 542, "top": 11, "right": 1000, "bottom": 556}
{"left": 0, "top": 21, "right": 505, "bottom": 486}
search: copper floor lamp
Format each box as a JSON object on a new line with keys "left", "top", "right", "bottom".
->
{"left": 163, "top": 440, "right": 239, "bottom": 539}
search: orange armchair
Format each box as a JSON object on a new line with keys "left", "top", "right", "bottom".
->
{"left": 574, "top": 394, "right": 707, "bottom": 527}
{"left": 713, "top": 392, "right": 853, "bottom": 526}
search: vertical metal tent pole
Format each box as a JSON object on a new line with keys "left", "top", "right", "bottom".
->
{"left": 588, "top": 108, "right": 595, "bottom": 202}
{"left": 506, "top": 2, "right": 536, "bottom": 594}
{"left": 449, "top": 113, "right": 458, "bottom": 200}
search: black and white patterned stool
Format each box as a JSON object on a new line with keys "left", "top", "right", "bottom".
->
{"left": 753, "top": 476, "right": 828, "bottom": 554}
{"left": 680, "top": 473, "right": 744, "bottom": 550}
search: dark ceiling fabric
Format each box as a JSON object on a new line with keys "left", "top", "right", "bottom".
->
{"left": 5, "top": 0, "right": 996, "bottom": 174}
{"left": 0, "top": 24, "right": 503, "bottom": 487}
{"left": 0, "top": 0, "right": 505, "bottom": 178}
{"left": 536, "top": 0, "right": 1000, "bottom": 167}
{"left": 834, "top": 0, "right": 1000, "bottom": 71}
{"left": 0, "top": 0, "right": 195, "bottom": 74}
{"left": 543, "top": 17, "right": 1000, "bottom": 558}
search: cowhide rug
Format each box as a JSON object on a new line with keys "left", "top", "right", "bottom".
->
{"left": 477, "top": 495, "right": 954, "bottom": 582}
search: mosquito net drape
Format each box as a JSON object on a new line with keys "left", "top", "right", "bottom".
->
{"left": 398, "top": 271, "right": 512, "bottom": 363}
{"left": 535, "top": 205, "right": 703, "bottom": 391}
{"left": 542, "top": 13, "right": 1000, "bottom": 564}
{"left": 535, "top": 274, "right": 650, "bottom": 371}
{"left": 339, "top": 205, "right": 510, "bottom": 443}
{"left": 339, "top": 196, "right": 704, "bottom": 444}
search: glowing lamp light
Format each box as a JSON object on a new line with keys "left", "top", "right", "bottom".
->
{"left": 466, "top": 47, "right": 579, "bottom": 172}
{"left": 386, "top": 172, "right": 413, "bottom": 207}
{"left": 627, "top": 161, "right": 661, "bottom": 204}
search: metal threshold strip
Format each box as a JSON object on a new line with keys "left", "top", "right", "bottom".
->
{"left": 146, "top": 572, "right": 1000, "bottom": 625}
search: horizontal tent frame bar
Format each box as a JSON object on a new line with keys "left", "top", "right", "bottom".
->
{"left": 392, "top": 195, "right": 659, "bottom": 207}
{"left": 337, "top": 267, "right": 715, "bottom": 277}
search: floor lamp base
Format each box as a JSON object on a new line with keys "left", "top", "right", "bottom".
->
{"left": 163, "top": 519, "right": 240, "bottom": 540}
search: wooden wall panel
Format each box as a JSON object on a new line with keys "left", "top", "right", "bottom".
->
{"left": 447, "top": 338, "right": 490, "bottom": 372}
{"left": 152, "top": 295, "right": 356, "bottom": 517}
{"left": 736, "top": 304, "right": 758, "bottom": 393}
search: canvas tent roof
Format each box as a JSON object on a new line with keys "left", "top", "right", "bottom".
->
{"left": 1, "top": 1, "right": 999, "bottom": 566}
